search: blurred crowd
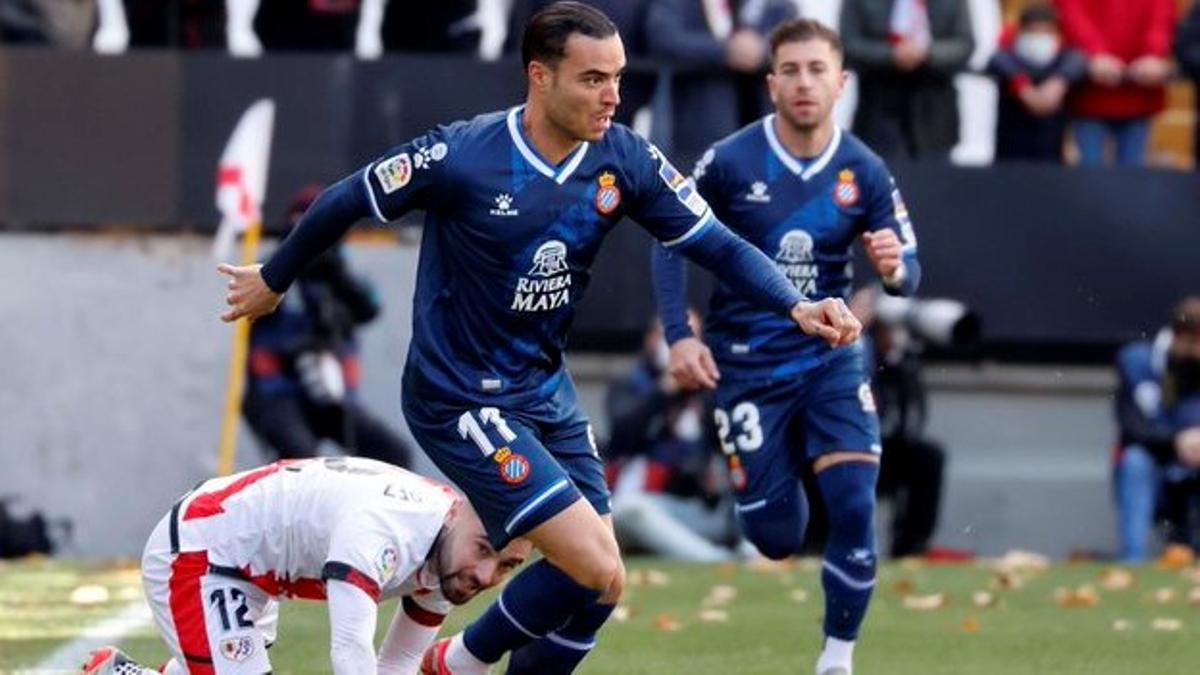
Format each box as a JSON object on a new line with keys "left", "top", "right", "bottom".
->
{"left": 1, "top": 0, "right": 1198, "bottom": 168}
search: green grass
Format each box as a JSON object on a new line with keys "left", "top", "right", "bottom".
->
{"left": 4, "top": 557, "right": 1200, "bottom": 674}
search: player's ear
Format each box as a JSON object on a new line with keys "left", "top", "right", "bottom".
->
{"left": 528, "top": 60, "right": 552, "bottom": 92}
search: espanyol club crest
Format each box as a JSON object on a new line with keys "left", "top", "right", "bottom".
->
{"left": 594, "top": 172, "right": 621, "bottom": 215}
{"left": 728, "top": 455, "right": 746, "bottom": 492}
{"left": 833, "top": 169, "right": 859, "bottom": 207}
{"left": 493, "top": 447, "right": 531, "bottom": 485}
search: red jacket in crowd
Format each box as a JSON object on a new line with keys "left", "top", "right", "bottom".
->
{"left": 1055, "top": 0, "right": 1177, "bottom": 120}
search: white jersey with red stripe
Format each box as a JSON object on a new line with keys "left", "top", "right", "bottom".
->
{"left": 173, "top": 457, "right": 457, "bottom": 612}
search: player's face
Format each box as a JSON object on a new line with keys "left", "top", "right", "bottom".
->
{"left": 767, "top": 39, "right": 847, "bottom": 133}
{"left": 437, "top": 526, "right": 531, "bottom": 605}
{"left": 544, "top": 33, "right": 625, "bottom": 142}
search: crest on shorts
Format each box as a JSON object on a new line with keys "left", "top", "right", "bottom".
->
{"left": 220, "top": 636, "right": 256, "bottom": 662}
{"left": 728, "top": 455, "right": 747, "bottom": 492}
{"left": 493, "top": 446, "right": 531, "bottom": 485}
{"left": 833, "top": 169, "right": 859, "bottom": 207}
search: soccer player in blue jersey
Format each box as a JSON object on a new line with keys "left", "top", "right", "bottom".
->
{"left": 652, "top": 18, "right": 921, "bottom": 675}
{"left": 218, "top": 4, "right": 859, "bottom": 673}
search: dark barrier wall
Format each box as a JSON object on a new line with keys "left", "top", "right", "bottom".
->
{"left": 1, "top": 49, "right": 1196, "bottom": 353}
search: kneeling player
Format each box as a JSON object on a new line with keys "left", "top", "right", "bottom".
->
{"left": 82, "top": 457, "right": 531, "bottom": 674}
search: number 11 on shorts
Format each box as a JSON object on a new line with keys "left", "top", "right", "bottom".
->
{"left": 457, "top": 407, "right": 518, "bottom": 457}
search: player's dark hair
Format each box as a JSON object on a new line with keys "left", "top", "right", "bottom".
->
{"left": 1018, "top": 5, "right": 1059, "bottom": 29}
{"left": 1173, "top": 297, "right": 1200, "bottom": 336}
{"left": 768, "top": 18, "right": 843, "bottom": 67}
{"left": 521, "top": 1, "right": 618, "bottom": 70}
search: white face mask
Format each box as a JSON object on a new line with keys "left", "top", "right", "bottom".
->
{"left": 1014, "top": 32, "right": 1060, "bottom": 69}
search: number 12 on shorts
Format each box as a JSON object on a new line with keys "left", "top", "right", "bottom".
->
{"left": 210, "top": 587, "right": 253, "bottom": 632}
{"left": 457, "top": 407, "right": 517, "bottom": 457}
{"left": 714, "top": 402, "right": 763, "bottom": 454}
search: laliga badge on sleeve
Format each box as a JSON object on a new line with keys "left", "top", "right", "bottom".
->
{"left": 375, "top": 153, "right": 412, "bottom": 194}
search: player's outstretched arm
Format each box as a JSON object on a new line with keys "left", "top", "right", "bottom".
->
{"left": 327, "top": 579, "right": 381, "bottom": 674}
{"left": 217, "top": 173, "right": 372, "bottom": 323}
{"left": 672, "top": 218, "right": 860, "bottom": 347}
{"left": 650, "top": 245, "right": 720, "bottom": 390}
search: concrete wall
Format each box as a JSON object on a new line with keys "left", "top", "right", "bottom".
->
{"left": 0, "top": 233, "right": 1121, "bottom": 559}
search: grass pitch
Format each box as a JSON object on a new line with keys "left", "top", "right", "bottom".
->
{"left": 3, "top": 556, "right": 1199, "bottom": 674}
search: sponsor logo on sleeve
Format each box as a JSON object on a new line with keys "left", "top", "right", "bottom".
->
{"left": 413, "top": 142, "right": 448, "bottom": 170}
{"left": 374, "top": 153, "right": 412, "bottom": 194}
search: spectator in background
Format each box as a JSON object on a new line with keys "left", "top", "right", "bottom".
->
{"left": 505, "top": 0, "right": 653, "bottom": 126}
{"left": 93, "top": 0, "right": 226, "bottom": 53}
{"left": 357, "top": 0, "right": 480, "bottom": 59}
{"left": 242, "top": 185, "right": 412, "bottom": 470}
{"left": 1113, "top": 297, "right": 1200, "bottom": 563}
{"left": 1055, "top": 0, "right": 1176, "bottom": 167}
{"left": 840, "top": 0, "right": 975, "bottom": 161}
{"left": 1175, "top": 2, "right": 1200, "bottom": 168}
{"left": 986, "top": 4, "right": 1086, "bottom": 163}
{"left": 605, "top": 314, "right": 746, "bottom": 562}
{"left": 644, "top": 0, "right": 796, "bottom": 165}
{"left": 0, "top": 0, "right": 48, "bottom": 43}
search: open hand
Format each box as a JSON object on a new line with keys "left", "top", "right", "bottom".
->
{"left": 218, "top": 263, "right": 282, "bottom": 322}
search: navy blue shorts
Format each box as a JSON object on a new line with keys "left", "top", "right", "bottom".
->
{"left": 714, "top": 346, "right": 880, "bottom": 508}
{"left": 403, "top": 376, "right": 610, "bottom": 549}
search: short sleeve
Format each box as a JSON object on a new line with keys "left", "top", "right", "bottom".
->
{"left": 362, "top": 124, "right": 461, "bottom": 223}
{"left": 627, "top": 140, "right": 715, "bottom": 248}
{"left": 323, "top": 511, "right": 435, "bottom": 603}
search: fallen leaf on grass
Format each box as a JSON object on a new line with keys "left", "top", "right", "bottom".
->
{"left": 69, "top": 585, "right": 110, "bottom": 605}
{"left": 1112, "top": 619, "right": 1133, "bottom": 632}
{"left": 698, "top": 609, "right": 728, "bottom": 623}
{"left": 1157, "top": 544, "right": 1195, "bottom": 571}
{"left": 1151, "top": 587, "right": 1176, "bottom": 604}
{"left": 961, "top": 616, "right": 981, "bottom": 632}
{"left": 1098, "top": 567, "right": 1134, "bottom": 591}
{"left": 1053, "top": 585, "right": 1099, "bottom": 608}
{"left": 902, "top": 593, "right": 946, "bottom": 610}
{"left": 611, "top": 605, "right": 631, "bottom": 622}
{"left": 1187, "top": 587, "right": 1200, "bottom": 607}
{"left": 1151, "top": 618, "right": 1182, "bottom": 632}
{"left": 654, "top": 613, "right": 680, "bottom": 632}
{"left": 891, "top": 578, "right": 915, "bottom": 595}
{"left": 702, "top": 585, "right": 737, "bottom": 607}
{"left": 971, "top": 591, "right": 997, "bottom": 608}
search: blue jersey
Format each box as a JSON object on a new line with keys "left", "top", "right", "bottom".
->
{"left": 362, "top": 106, "right": 715, "bottom": 408}
{"left": 691, "top": 117, "right": 920, "bottom": 380}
